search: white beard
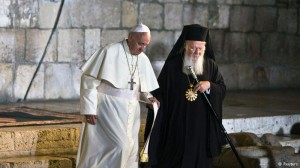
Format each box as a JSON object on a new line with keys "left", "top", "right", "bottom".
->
{"left": 183, "top": 53, "right": 204, "bottom": 75}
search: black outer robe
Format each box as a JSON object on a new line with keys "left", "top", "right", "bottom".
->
{"left": 146, "top": 54, "right": 227, "bottom": 168}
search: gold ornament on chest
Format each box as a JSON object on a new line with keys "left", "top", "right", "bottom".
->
{"left": 185, "top": 84, "right": 198, "bottom": 101}
{"left": 185, "top": 72, "right": 198, "bottom": 101}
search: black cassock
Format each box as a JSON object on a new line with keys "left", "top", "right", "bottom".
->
{"left": 145, "top": 54, "right": 227, "bottom": 168}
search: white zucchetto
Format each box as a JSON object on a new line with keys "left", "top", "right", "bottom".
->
{"left": 130, "top": 23, "right": 150, "bottom": 33}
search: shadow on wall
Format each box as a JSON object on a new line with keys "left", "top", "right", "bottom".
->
{"left": 146, "top": 42, "right": 170, "bottom": 61}
{"left": 291, "top": 123, "right": 300, "bottom": 135}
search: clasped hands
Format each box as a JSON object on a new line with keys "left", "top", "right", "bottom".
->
{"left": 85, "top": 97, "right": 160, "bottom": 125}
{"left": 193, "top": 81, "right": 210, "bottom": 93}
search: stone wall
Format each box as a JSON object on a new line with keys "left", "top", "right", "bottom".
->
{"left": 0, "top": 0, "right": 299, "bottom": 103}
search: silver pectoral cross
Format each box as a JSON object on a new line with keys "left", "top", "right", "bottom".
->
{"left": 128, "top": 78, "right": 136, "bottom": 90}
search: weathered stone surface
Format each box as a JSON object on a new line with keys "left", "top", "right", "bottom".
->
{"left": 243, "top": 0, "right": 275, "bottom": 5}
{"left": 0, "top": 0, "right": 11, "bottom": 27}
{"left": 140, "top": 3, "right": 163, "bottom": 29}
{"left": 218, "top": 0, "right": 242, "bottom": 4}
{"left": 45, "top": 64, "right": 78, "bottom": 99}
{"left": 25, "top": 29, "right": 57, "bottom": 62}
{"left": 230, "top": 6, "right": 254, "bottom": 32}
{"left": 71, "top": 64, "right": 82, "bottom": 97}
{"left": 237, "top": 64, "right": 255, "bottom": 90}
{"left": 58, "top": 29, "right": 84, "bottom": 62}
{"left": 84, "top": 29, "right": 101, "bottom": 60}
{"left": 229, "top": 132, "right": 263, "bottom": 146}
{"left": 165, "top": 4, "right": 182, "bottom": 30}
{"left": 224, "top": 32, "right": 247, "bottom": 63}
{"left": 14, "top": 64, "right": 44, "bottom": 100}
{"left": 255, "top": 7, "right": 277, "bottom": 32}
{"left": 101, "top": 30, "right": 128, "bottom": 47}
{"left": 219, "top": 64, "right": 239, "bottom": 90}
{"left": 11, "top": 0, "right": 38, "bottom": 28}
{"left": 0, "top": 156, "right": 73, "bottom": 168}
{"left": 260, "top": 133, "right": 282, "bottom": 146}
{"left": 159, "top": 0, "right": 181, "bottom": 2}
{"left": 146, "top": 31, "right": 174, "bottom": 61}
{"left": 183, "top": 5, "right": 208, "bottom": 27}
{"left": 0, "top": 64, "right": 13, "bottom": 102}
{"left": 0, "top": 29, "right": 25, "bottom": 63}
{"left": 278, "top": 9, "right": 298, "bottom": 34}
{"left": 70, "top": 0, "right": 121, "bottom": 28}
{"left": 38, "top": 0, "right": 60, "bottom": 29}
{"left": 0, "top": 132, "right": 14, "bottom": 152}
{"left": 0, "top": 124, "right": 81, "bottom": 158}
{"left": 209, "top": 5, "right": 230, "bottom": 29}
{"left": 122, "top": 1, "right": 138, "bottom": 28}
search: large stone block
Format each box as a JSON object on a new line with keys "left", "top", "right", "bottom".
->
{"left": 255, "top": 7, "right": 277, "bottom": 32}
{"left": 71, "top": 64, "right": 82, "bottom": 97}
{"left": 84, "top": 29, "right": 101, "bottom": 60}
{"left": 101, "top": 30, "right": 128, "bottom": 48}
{"left": 261, "top": 33, "right": 287, "bottom": 65}
{"left": 0, "top": 132, "right": 14, "bottom": 152}
{"left": 230, "top": 6, "right": 254, "bottom": 32}
{"left": 45, "top": 64, "right": 78, "bottom": 99}
{"left": 0, "top": 29, "right": 25, "bottom": 63}
{"left": 70, "top": 0, "right": 121, "bottom": 28}
{"left": 183, "top": 5, "right": 208, "bottom": 27}
{"left": 159, "top": 0, "right": 181, "bottom": 2}
{"left": 0, "top": 64, "right": 13, "bottom": 102}
{"left": 224, "top": 33, "right": 246, "bottom": 63}
{"left": 218, "top": 0, "right": 242, "bottom": 5}
{"left": 210, "top": 30, "right": 225, "bottom": 62}
{"left": 146, "top": 31, "right": 173, "bottom": 61}
{"left": 38, "top": 0, "right": 60, "bottom": 29}
{"left": 164, "top": 4, "right": 182, "bottom": 30}
{"left": 209, "top": 5, "right": 230, "bottom": 29}
{"left": 0, "top": 156, "right": 73, "bottom": 168}
{"left": 229, "top": 132, "right": 263, "bottom": 146}
{"left": 243, "top": 0, "right": 275, "bottom": 5}
{"left": 38, "top": 0, "right": 71, "bottom": 29}
{"left": 0, "top": 0, "right": 11, "bottom": 27}
{"left": 58, "top": 29, "right": 84, "bottom": 62}
{"left": 25, "top": 29, "right": 57, "bottom": 62}
{"left": 14, "top": 64, "right": 44, "bottom": 100}
{"left": 278, "top": 9, "right": 298, "bottom": 34}
{"left": 219, "top": 63, "right": 239, "bottom": 90}
{"left": 140, "top": 3, "right": 163, "bottom": 29}
{"left": 11, "top": 0, "right": 38, "bottom": 28}
{"left": 0, "top": 124, "right": 81, "bottom": 158}
{"left": 122, "top": 1, "right": 138, "bottom": 28}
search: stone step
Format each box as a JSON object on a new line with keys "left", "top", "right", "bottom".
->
{"left": 0, "top": 124, "right": 81, "bottom": 158}
{"left": 0, "top": 155, "right": 76, "bottom": 168}
{"left": 277, "top": 135, "right": 300, "bottom": 153}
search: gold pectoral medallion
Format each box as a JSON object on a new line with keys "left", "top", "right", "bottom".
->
{"left": 185, "top": 84, "right": 198, "bottom": 101}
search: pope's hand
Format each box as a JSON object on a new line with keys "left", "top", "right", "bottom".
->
{"left": 147, "top": 97, "right": 160, "bottom": 109}
{"left": 85, "top": 115, "right": 97, "bottom": 125}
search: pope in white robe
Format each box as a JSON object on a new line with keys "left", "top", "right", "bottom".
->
{"left": 76, "top": 24, "right": 159, "bottom": 168}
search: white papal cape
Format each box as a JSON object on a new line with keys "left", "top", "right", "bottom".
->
{"left": 76, "top": 39, "right": 159, "bottom": 168}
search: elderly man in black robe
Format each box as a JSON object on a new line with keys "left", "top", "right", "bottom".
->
{"left": 144, "top": 24, "right": 227, "bottom": 168}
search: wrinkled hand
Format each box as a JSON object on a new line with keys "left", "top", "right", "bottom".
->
{"left": 146, "top": 97, "right": 160, "bottom": 110}
{"left": 193, "top": 81, "right": 210, "bottom": 93}
{"left": 85, "top": 115, "right": 97, "bottom": 125}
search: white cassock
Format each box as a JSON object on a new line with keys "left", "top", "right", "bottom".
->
{"left": 76, "top": 39, "right": 159, "bottom": 168}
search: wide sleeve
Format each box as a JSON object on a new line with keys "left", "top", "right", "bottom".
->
{"left": 80, "top": 74, "right": 101, "bottom": 115}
